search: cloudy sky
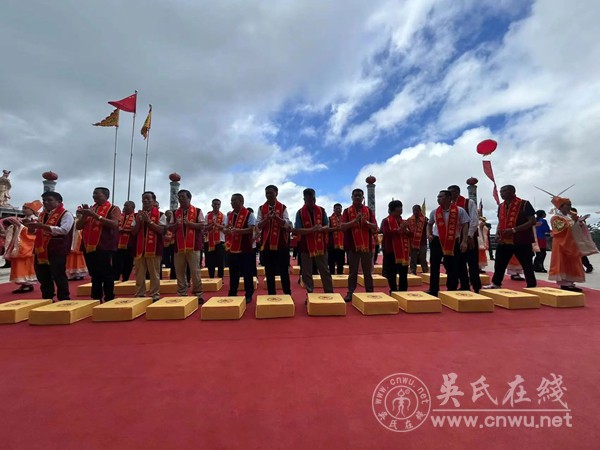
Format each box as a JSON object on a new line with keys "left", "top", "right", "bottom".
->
{"left": 1, "top": 0, "right": 599, "bottom": 225}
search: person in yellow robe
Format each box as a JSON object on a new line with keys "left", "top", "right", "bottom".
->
{"left": 549, "top": 197, "right": 585, "bottom": 292}
{"left": 4, "top": 201, "right": 41, "bottom": 293}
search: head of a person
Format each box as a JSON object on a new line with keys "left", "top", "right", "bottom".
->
{"left": 22, "top": 206, "right": 35, "bottom": 217}
{"left": 177, "top": 189, "right": 192, "bottom": 208}
{"left": 447, "top": 185, "right": 461, "bottom": 201}
{"left": 265, "top": 185, "right": 278, "bottom": 204}
{"left": 41, "top": 191, "right": 63, "bottom": 212}
{"left": 303, "top": 188, "right": 316, "bottom": 207}
{"left": 412, "top": 204, "right": 422, "bottom": 216}
{"left": 212, "top": 198, "right": 221, "bottom": 212}
{"left": 123, "top": 201, "right": 135, "bottom": 214}
{"left": 21, "top": 201, "right": 40, "bottom": 218}
{"left": 499, "top": 185, "right": 516, "bottom": 201}
{"left": 536, "top": 210, "right": 546, "bottom": 219}
{"left": 142, "top": 191, "right": 156, "bottom": 210}
{"left": 559, "top": 200, "right": 572, "bottom": 215}
{"left": 351, "top": 188, "right": 364, "bottom": 206}
{"left": 92, "top": 187, "right": 110, "bottom": 205}
{"left": 165, "top": 210, "right": 173, "bottom": 221}
{"left": 437, "top": 190, "right": 452, "bottom": 208}
{"left": 388, "top": 200, "right": 403, "bottom": 218}
{"left": 154, "top": 201, "right": 160, "bottom": 209}
{"left": 231, "top": 193, "right": 244, "bottom": 211}
{"left": 333, "top": 203, "right": 342, "bottom": 215}
{"left": 247, "top": 207, "right": 254, "bottom": 214}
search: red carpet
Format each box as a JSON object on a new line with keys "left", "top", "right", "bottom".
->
{"left": 1, "top": 266, "right": 599, "bottom": 449}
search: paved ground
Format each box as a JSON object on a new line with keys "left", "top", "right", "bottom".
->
{"left": 1, "top": 252, "right": 599, "bottom": 290}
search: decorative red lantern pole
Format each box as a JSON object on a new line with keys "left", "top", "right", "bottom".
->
{"left": 365, "top": 175, "right": 376, "bottom": 217}
{"left": 42, "top": 171, "right": 58, "bottom": 193}
{"left": 169, "top": 173, "right": 181, "bottom": 211}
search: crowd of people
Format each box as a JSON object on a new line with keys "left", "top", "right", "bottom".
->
{"left": 0, "top": 182, "right": 597, "bottom": 304}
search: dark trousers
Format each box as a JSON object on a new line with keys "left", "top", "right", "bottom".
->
{"left": 492, "top": 244, "right": 536, "bottom": 288}
{"left": 35, "top": 254, "right": 70, "bottom": 300}
{"left": 458, "top": 244, "right": 482, "bottom": 292}
{"left": 205, "top": 242, "right": 225, "bottom": 278}
{"left": 328, "top": 248, "right": 345, "bottom": 275}
{"left": 409, "top": 244, "right": 429, "bottom": 274}
{"left": 582, "top": 256, "right": 593, "bottom": 270}
{"left": 429, "top": 237, "right": 461, "bottom": 295}
{"left": 113, "top": 248, "right": 134, "bottom": 281}
{"left": 533, "top": 249, "right": 547, "bottom": 270}
{"left": 383, "top": 253, "right": 408, "bottom": 292}
{"left": 262, "top": 248, "right": 291, "bottom": 294}
{"left": 84, "top": 250, "right": 115, "bottom": 301}
{"left": 161, "top": 244, "right": 176, "bottom": 279}
{"left": 228, "top": 252, "right": 255, "bottom": 299}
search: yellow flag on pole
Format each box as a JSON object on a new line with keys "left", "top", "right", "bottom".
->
{"left": 93, "top": 108, "right": 119, "bottom": 127}
{"left": 141, "top": 105, "right": 152, "bottom": 139}
{"left": 421, "top": 197, "right": 426, "bottom": 217}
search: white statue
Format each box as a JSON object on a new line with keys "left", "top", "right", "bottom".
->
{"left": 0, "top": 170, "right": 12, "bottom": 207}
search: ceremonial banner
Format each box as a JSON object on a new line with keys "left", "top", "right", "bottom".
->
{"left": 93, "top": 108, "right": 119, "bottom": 127}
{"left": 482, "top": 160, "right": 500, "bottom": 205}
{"left": 141, "top": 105, "right": 152, "bottom": 139}
{"left": 109, "top": 93, "right": 137, "bottom": 113}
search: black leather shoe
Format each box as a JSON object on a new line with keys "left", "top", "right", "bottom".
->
{"left": 561, "top": 285, "right": 583, "bottom": 292}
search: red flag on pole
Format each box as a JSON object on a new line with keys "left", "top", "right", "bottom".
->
{"left": 482, "top": 160, "right": 500, "bottom": 205}
{"left": 108, "top": 93, "right": 137, "bottom": 113}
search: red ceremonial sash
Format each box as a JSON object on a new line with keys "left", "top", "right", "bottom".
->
{"left": 35, "top": 205, "right": 66, "bottom": 264}
{"left": 301, "top": 205, "right": 325, "bottom": 257}
{"left": 260, "top": 201, "right": 286, "bottom": 251}
{"left": 207, "top": 211, "right": 224, "bottom": 251}
{"left": 498, "top": 197, "right": 523, "bottom": 244}
{"left": 174, "top": 205, "right": 198, "bottom": 252}
{"left": 436, "top": 204, "right": 459, "bottom": 256}
{"left": 455, "top": 195, "right": 468, "bottom": 210}
{"left": 329, "top": 214, "right": 344, "bottom": 250}
{"left": 347, "top": 205, "right": 371, "bottom": 252}
{"left": 136, "top": 207, "right": 160, "bottom": 258}
{"left": 225, "top": 208, "right": 250, "bottom": 253}
{"left": 118, "top": 213, "right": 134, "bottom": 249}
{"left": 82, "top": 202, "right": 112, "bottom": 253}
{"left": 387, "top": 215, "right": 410, "bottom": 265}
{"left": 408, "top": 214, "right": 426, "bottom": 249}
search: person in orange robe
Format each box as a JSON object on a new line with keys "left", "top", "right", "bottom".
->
{"left": 66, "top": 211, "right": 88, "bottom": 280}
{"left": 5, "top": 201, "right": 41, "bottom": 293}
{"left": 549, "top": 197, "right": 586, "bottom": 292}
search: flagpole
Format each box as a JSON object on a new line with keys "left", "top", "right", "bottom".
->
{"left": 126, "top": 90, "right": 138, "bottom": 201}
{"left": 112, "top": 125, "right": 119, "bottom": 204}
{"left": 142, "top": 104, "right": 152, "bottom": 192}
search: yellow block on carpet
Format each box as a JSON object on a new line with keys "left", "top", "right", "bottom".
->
{"left": 421, "top": 273, "right": 447, "bottom": 286}
{"left": 162, "top": 268, "right": 171, "bottom": 279}
{"left": 201, "top": 296, "right": 246, "bottom": 320}
{"left": 92, "top": 297, "right": 153, "bottom": 322}
{"left": 406, "top": 274, "right": 423, "bottom": 287}
{"left": 358, "top": 274, "right": 388, "bottom": 287}
{"left": 352, "top": 292, "right": 399, "bottom": 315}
{"left": 392, "top": 291, "right": 442, "bottom": 313}
{"left": 0, "top": 299, "right": 53, "bottom": 324}
{"left": 523, "top": 287, "right": 585, "bottom": 308}
{"left": 146, "top": 297, "right": 198, "bottom": 320}
{"left": 76, "top": 282, "right": 92, "bottom": 296}
{"left": 291, "top": 266, "right": 301, "bottom": 275}
{"left": 201, "top": 267, "right": 230, "bottom": 278}
{"left": 261, "top": 276, "right": 283, "bottom": 290}
{"left": 257, "top": 266, "right": 265, "bottom": 276}
{"left": 480, "top": 289, "right": 540, "bottom": 309}
{"left": 256, "top": 295, "right": 295, "bottom": 319}
{"left": 313, "top": 274, "right": 348, "bottom": 288}
{"left": 307, "top": 293, "right": 346, "bottom": 316}
{"left": 203, "top": 278, "right": 223, "bottom": 292}
{"left": 238, "top": 277, "right": 258, "bottom": 290}
{"left": 480, "top": 274, "right": 491, "bottom": 284}
{"left": 159, "top": 280, "right": 179, "bottom": 294}
{"left": 372, "top": 265, "right": 383, "bottom": 274}
{"left": 29, "top": 300, "right": 100, "bottom": 325}
{"left": 439, "top": 291, "right": 494, "bottom": 312}
{"left": 114, "top": 280, "right": 149, "bottom": 295}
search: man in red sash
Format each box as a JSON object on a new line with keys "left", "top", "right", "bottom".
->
{"left": 381, "top": 200, "right": 412, "bottom": 293}
{"left": 425, "top": 190, "right": 470, "bottom": 296}
{"left": 340, "top": 188, "right": 377, "bottom": 302}
{"left": 131, "top": 191, "right": 167, "bottom": 301}
{"left": 257, "top": 185, "right": 292, "bottom": 295}
{"left": 327, "top": 203, "right": 345, "bottom": 275}
{"left": 294, "top": 188, "right": 334, "bottom": 296}
{"left": 168, "top": 190, "right": 204, "bottom": 302}
{"left": 485, "top": 185, "right": 537, "bottom": 289}
{"left": 113, "top": 200, "right": 135, "bottom": 281}
{"left": 27, "top": 191, "right": 74, "bottom": 301}
{"left": 205, "top": 198, "right": 225, "bottom": 278}
{"left": 448, "top": 185, "right": 481, "bottom": 293}
{"left": 77, "top": 187, "right": 121, "bottom": 302}
{"left": 222, "top": 193, "right": 256, "bottom": 303}
{"left": 407, "top": 204, "right": 429, "bottom": 275}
